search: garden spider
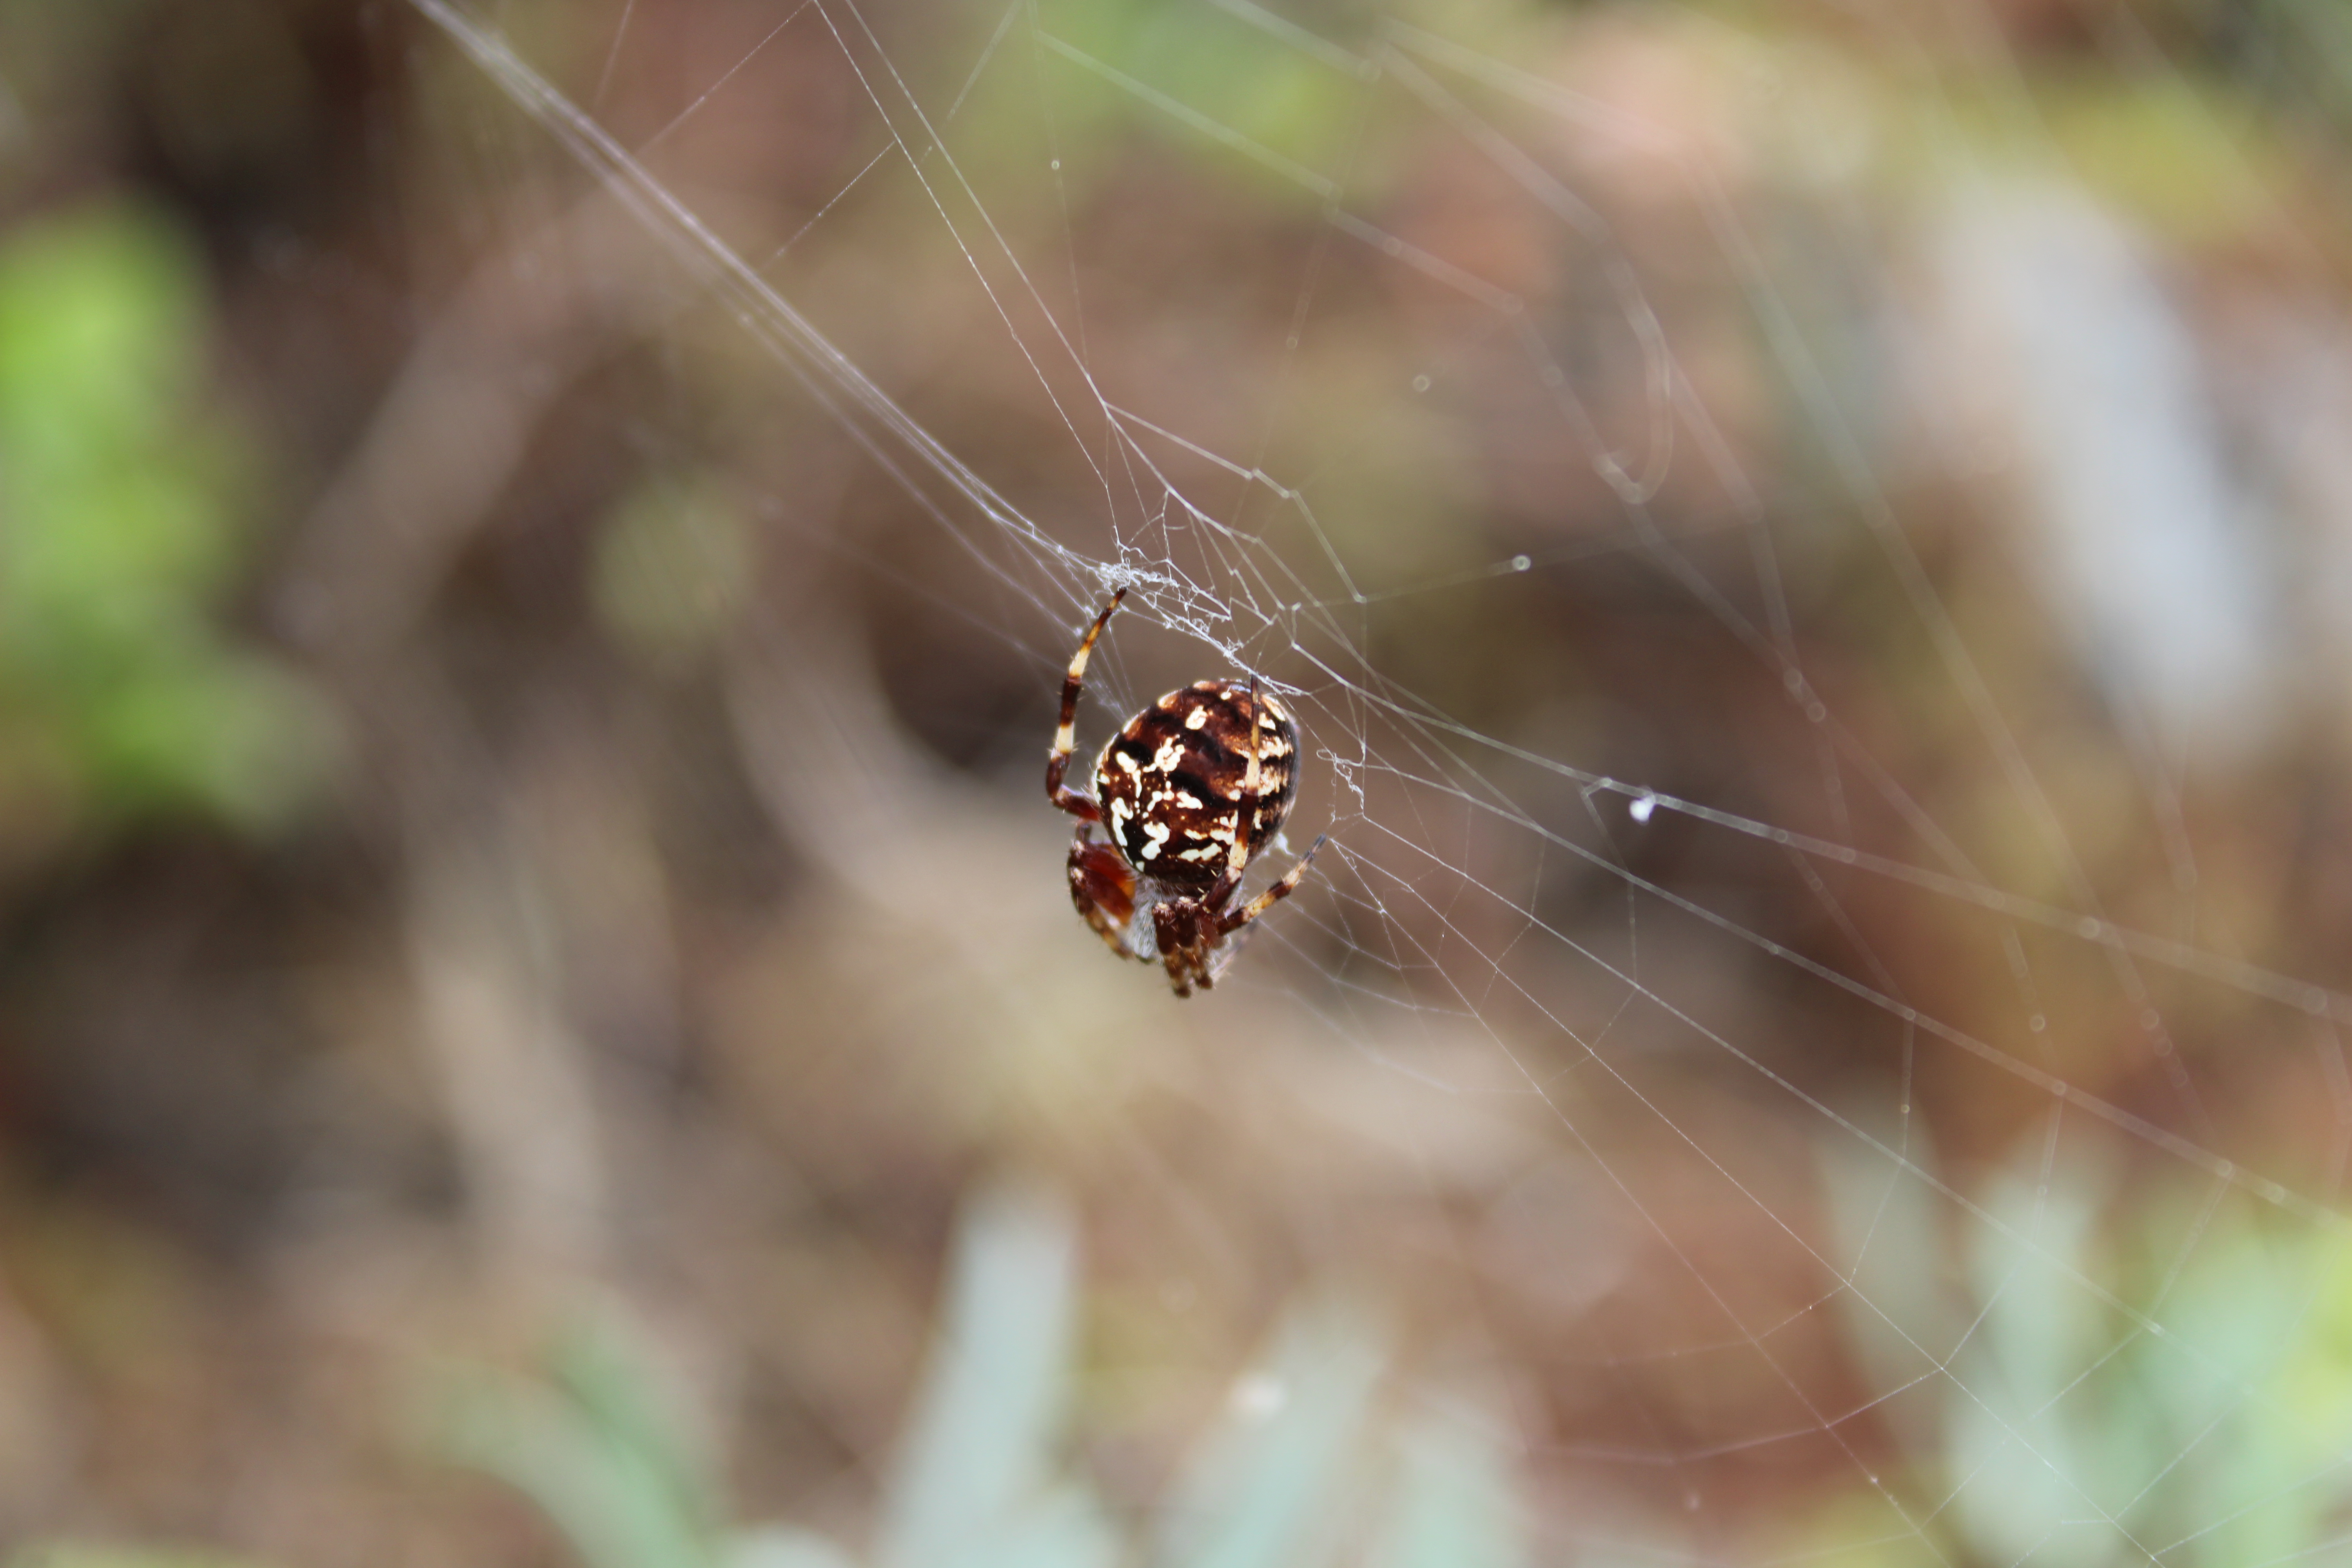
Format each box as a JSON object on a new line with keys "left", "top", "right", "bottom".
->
{"left": 1045, "top": 590, "right": 1326, "bottom": 996}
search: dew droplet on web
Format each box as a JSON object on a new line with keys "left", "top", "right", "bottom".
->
{"left": 1511, "top": 554, "right": 1531, "bottom": 572}
{"left": 1629, "top": 795, "right": 1655, "bottom": 823}
{"left": 1411, "top": 373, "right": 1430, "bottom": 392}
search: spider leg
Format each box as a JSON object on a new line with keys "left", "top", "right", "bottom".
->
{"left": 1174, "top": 954, "right": 1205, "bottom": 997}
{"left": 1069, "top": 825, "right": 1143, "bottom": 960}
{"left": 1154, "top": 898, "right": 1214, "bottom": 996}
{"left": 1217, "top": 833, "right": 1328, "bottom": 936}
{"left": 1047, "top": 588, "right": 1127, "bottom": 821}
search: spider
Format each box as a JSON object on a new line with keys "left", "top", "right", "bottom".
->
{"left": 1046, "top": 588, "right": 1326, "bottom": 996}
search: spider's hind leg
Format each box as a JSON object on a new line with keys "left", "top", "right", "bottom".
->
{"left": 1218, "top": 833, "right": 1328, "bottom": 937}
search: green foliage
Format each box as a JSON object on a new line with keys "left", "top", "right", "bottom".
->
{"left": 5, "top": 1546, "right": 276, "bottom": 1568}
{"left": 1370, "top": 1405, "right": 1527, "bottom": 1568}
{"left": 438, "top": 1327, "right": 718, "bottom": 1568}
{"left": 1821, "top": 1129, "right": 2352, "bottom": 1566}
{"left": 871, "top": 1188, "right": 1106, "bottom": 1568}
{"left": 1154, "top": 1302, "right": 1385, "bottom": 1568}
{"left": 0, "top": 203, "right": 330, "bottom": 842}
{"left": 590, "top": 472, "right": 754, "bottom": 665}
{"left": 1009, "top": 0, "right": 1371, "bottom": 210}
{"left": 438, "top": 1186, "right": 1530, "bottom": 1568}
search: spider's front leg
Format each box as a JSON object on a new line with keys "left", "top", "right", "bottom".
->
{"left": 1068, "top": 826, "right": 1144, "bottom": 960}
{"left": 1152, "top": 898, "right": 1223, "bottom": 996}
{"left": 1047, "top": 588, "right": 1126, "bottom": 820}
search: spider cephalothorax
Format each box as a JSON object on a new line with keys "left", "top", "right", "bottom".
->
{"left": 1046, "top": 589, "right": 1325, "bottom": 996}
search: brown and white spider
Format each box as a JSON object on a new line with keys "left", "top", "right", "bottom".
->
{"left": 1045, "top": 589, "right": 1326, "bottom": 996}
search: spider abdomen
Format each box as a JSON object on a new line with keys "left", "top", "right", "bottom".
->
{"left": 1093, "top": 681, "right": 1298, "bottom": 893}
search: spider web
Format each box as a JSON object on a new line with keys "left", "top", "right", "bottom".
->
{"left": 387, "top": 0, "right": 2352, "bottom": 1559}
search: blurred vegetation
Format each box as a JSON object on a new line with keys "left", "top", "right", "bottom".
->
{"left": 7, "top": 1548, "right": 277, "bottom": 1568}
{"left": 0, "top": 203, "right": 329, "bottom": 854}
{"left": 1808, "top": 1132, "right": 2352, "bottom": 1566}
{"left": 0, "top": 0, "right": 2349, "bottom": 1565}
{"left": 431, "top": 1192, "right": 1524, "bottom": 1568}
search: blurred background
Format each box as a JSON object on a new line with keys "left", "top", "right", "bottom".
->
{"left": 6, "top": 0, "right": 2352, "bottom": 1564}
